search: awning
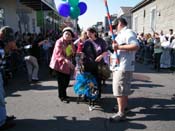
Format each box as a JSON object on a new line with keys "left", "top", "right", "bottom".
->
{"left": 20, "top": 0, "right": 56, "bottom": 11}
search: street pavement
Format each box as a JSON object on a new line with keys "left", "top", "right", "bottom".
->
{"left": 4, "top": 63, "right": 175, "bottom": 131}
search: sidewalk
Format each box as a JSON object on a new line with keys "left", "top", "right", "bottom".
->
{"left": 5, "top": 63, "right": 175, "bottom": 131}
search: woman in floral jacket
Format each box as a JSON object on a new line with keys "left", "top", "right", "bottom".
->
{"left": 50, "top": 27, "right": 76, "bottom": 103}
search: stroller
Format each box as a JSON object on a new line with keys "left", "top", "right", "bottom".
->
{"left": 74, "top": 72, "right": 99, "bottom": 111}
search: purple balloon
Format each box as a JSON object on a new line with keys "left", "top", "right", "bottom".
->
{"left": 78, "top": 2, "right": 87, "bottom": 15}
{"left": 58, "top": 3, "right": 70, "bottom": 17}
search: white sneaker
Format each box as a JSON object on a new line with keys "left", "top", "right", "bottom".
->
{"left": 89, "top": 106, "right": 95, "bottom": 111}
{"left": 109, "top": 112, "right": 126, "bottom": 122}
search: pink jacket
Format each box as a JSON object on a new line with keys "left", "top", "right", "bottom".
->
{"left": 49, "top": 37, "right": 75, "bottom": 74}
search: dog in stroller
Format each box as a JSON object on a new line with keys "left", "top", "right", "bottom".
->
{"left": 74, "top": 72, "right": 99, "bottom": 111}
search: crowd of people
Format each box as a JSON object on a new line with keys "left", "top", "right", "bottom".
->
{"left": 0, "top": 27, "right": 59, "bottom": 130}
{"left": 1, "top": 16, "right": 175, "bottom": 130}
{"left": 136, "top": 29, "right": 175, "bottom": 72}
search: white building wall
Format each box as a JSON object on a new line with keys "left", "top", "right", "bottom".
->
{"left": 132, "top": 0, "right": 175, "bottom": 34}
{"left": 156, "top": 0, "right": 175, "bottom": 34}
{"left": 132, "top": 1, "right": 156, "bottom": 34}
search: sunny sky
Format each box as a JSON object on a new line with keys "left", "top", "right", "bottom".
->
{"left": 78, "top": 0, "right": 143, "bottom": 29}
{"left": 55, "top": 0, "right": 142, "bottom": 29}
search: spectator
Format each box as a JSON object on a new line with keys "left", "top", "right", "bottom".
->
{"left": 0, "top": 26, "right": 16, "bottom": 130}
{"left": 24, "top": 36, "right": 41, "bottom": 83}
{"left": 103, "top": 32, "right": 112, "bottom": 51}
{"left": 74, "top": 31, "right": 88, "bottom": 70}
{"left": 153, "top": 32, "right": 162, "bottom": 72}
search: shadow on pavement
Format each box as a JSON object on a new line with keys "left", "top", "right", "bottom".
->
{"left": 9, "top": 116, "right": 147, "bottom": 131}
{"left": 135, "top": 62, "right": 174, "bottom": 74}
{"left": 132, "top": 83, "right": 164, "bottom": 89}
{"left": 128, "top": 97, "right": 175, "bottom": 121}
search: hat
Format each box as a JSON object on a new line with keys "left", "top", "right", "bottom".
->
{"left": 112, "top": 17, "right": 127, "bottom": 27}
{"left": 87, "top": 26, "right": 97, "bottom": 33}
{"left": 87, "top": 26, "right": 99, "bottom": 37}
{"left": 62, "top": 27, "right": 74, "bottom": 37}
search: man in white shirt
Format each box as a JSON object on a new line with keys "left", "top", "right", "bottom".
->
{"left": 110, "top": 17, "right": 139, "bottom": 122}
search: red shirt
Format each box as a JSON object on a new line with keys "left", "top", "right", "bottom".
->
{"left": 77, "top": 40, "right": 83, "bottom": 53}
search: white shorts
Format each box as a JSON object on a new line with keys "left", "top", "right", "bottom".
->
{"left": 112, "top": 70, "right": 133, "bottom": 96}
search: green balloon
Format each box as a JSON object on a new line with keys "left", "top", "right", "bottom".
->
{"left": 69, "top": 0, "right": 79, "bottom": 7}
{"left": 70, "top": 6, "right": 80, "bottom": 19}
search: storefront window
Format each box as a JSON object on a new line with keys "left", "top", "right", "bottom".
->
{"left": 0, "top": 8, "right": 5, "bottom": 28}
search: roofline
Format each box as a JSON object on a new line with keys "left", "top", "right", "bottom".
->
{"left": 20, "top": 0, "right": 56, "bottom": 11}
{"left": 41, "top": 0, "right": 56, "bottom": 12}
{"left": 131, "top": 0, "right": 155, "bottom": 13}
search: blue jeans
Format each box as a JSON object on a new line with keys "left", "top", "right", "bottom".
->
{"left": 0, "top": 72, "right": 6, "bottom": 126}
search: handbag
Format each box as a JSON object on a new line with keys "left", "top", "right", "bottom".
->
{"left": 98, "top": 62, "right": 111, "bottom": 80}
{"left": 88, "top": 40, "right": 111, "bottom": 80}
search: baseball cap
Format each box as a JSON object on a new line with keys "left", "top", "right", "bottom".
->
{"left": 62, "top": 27, "right": 74, "bottom": 37}
{"left": 112, "top": 17, "right": 128, "bottom": 28}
